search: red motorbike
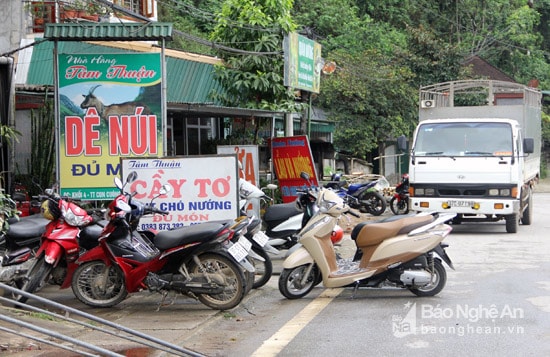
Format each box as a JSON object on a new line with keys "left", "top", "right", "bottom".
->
{"left": 389, "top": 173, "right": 410, "bottom": 215}
{"left": 13, "top": 183, "right": 41, "bottom": 217}
{"left": 15, "top": 190, "right": 103, "bottom": 303}
{"left": 71, "top": 172, "right": 252, "bottom": 310}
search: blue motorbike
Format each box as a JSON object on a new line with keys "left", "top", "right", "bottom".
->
{"left": 325, "top": 173, "right": 388, "bottom": 216}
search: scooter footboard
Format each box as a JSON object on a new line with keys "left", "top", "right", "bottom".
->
{"left": 282, "top": 246, "right": 314, "bottom": 269}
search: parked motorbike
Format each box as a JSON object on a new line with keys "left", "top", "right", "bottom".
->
{"left": 278, "top": 172, "right": 455, "bottom": 299}
{"left": 325, "top": 173, "right": 388, "bottom": 216}
{"left": 239, "top": 178, "right": 326, "bottom": 254}
{"left": 0, "top": 215, "right": 49, "bottom": 289}
{"left": 71, "top": 172, "right": 252, "bottom": 310}
{"left": 0, "top": 193, "right": 49, "bottom": 289}
{"left": 13, "top": 183, "right": 41, "bottom": 217}
{"left": 14, "top": 189, "right": 103, "bottom": 304}
{"left": 389, "top": 173, "right": 410, "bottom": 215}
{"left": 238, "top": 179, "right": 278, "bottom": 289}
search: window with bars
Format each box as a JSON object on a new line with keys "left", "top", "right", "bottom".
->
{"left": 114, "top": 0, "right": 154, "bottom": 18}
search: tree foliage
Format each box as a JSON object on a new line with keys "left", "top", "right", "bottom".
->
{"left": 160, "top": 0, "right": 550, "bottom": 160}
{"left": 317, "top": 49, "right": 416, "bottom": 156}
{"left": 208, "top": 0, "right": 301, "bottom": 111}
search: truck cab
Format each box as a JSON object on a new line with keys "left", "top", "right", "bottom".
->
{"left": 407, "top": 80, "right": 541, "bottom": 233}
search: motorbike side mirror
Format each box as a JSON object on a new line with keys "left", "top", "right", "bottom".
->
{"left": 114, "top": 177, "right": 123, "bottom": 190}
{"left": 126, "top": 171, "right": 138, "bottom": 183}
{"left": 300, "top": 172, "right": 310, "bottom": 181}
{"left": 159, "top": 184, "right": 171, "bottom": 196}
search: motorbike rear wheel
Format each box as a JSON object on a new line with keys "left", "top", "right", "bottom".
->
{"left": 279, "top": 264, "right": 319, "bottom": 299}
{"left": 359, "top": 191, "right": 387, "bottom": 216}
{"left": 190, "top": 253, "right": 246, "bottom": 310}
{"left": 71, "top": 261, "right": 127, "bottom": 308}
{"left": 389, "top": 196, "right": 409, "bottom": 215}
{"left": 409, "top": 259, "right": 446, "bottom": 297}
{"left": 15, "top": 255, "right": 52, "bottom": 304}
{"left": 250, "top": 246, "right": 273, "bottom": 289}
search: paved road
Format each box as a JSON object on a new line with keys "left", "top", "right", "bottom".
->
{"left": 1, "top": 185, "right": 550, "bottom": 356}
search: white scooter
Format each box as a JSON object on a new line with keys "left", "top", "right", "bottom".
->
{"left": 239, "top": 178, "right": 343, "bottom": 256}
{"left": 278, "top": 172, "right": 455, "bottom": 299}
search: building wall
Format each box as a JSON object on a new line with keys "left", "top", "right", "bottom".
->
{"left": 0, "top": 0, "right": 24, "bottom": 54}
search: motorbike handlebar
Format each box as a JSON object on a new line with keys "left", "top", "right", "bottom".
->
{"left": 144, "top": 204, "right": 169, "bottom": 216}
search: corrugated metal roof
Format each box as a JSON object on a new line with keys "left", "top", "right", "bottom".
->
{"left": 44, "top": 23, "right": 172, "bottom": 41}
{"left": 25, "top": 40, "right": 223, "bottom": 104}
{"left": 166, "top": 57, "right": 222, "bottom": 104}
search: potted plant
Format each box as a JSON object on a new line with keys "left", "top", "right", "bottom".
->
{"left": 25, "top": 1, "right": 48, "bottom": 31}
{"left": 60, "top": 0, "right": 109, "bottom": 21}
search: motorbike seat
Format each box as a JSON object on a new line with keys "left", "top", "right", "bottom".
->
{"left": 7, "top": 215, "right": 49, "bottom": 239}
{"left": 325, "top": 180, "right": 347, "bottom": 190}
{"left": 263, "top": 202, "right": 302, "bottom": 222}
{"left": 154, "top": 221, "right": 230, "bottom": 250}
{"left": 351, "top": 214, "right": 434, "bottom": 246}
{"left": 79, "top": 220, "right": 108, "bottom": 250}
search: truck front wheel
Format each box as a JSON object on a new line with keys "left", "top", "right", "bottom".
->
{"left": 521, "top": 188, "right": 532, "bottom": 226}
{"left": 505, "top": 213, "right": 518, "bottom": 233}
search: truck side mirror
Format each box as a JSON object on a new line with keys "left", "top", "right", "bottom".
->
{"left": 397, "top": 135, "right": 408, "bottom": 152}
{"left": 523, "top": 138, "right": 534, "bottom": 154}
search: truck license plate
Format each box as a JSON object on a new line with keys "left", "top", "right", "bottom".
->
{"left": 447, "top": 200, "right": 475, "bottom": 207}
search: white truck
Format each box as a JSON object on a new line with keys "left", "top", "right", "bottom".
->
{"left": 402, "top": 80, "right": 542, "bottom": 233}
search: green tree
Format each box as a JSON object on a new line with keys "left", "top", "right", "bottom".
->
{"left": 209, "top": 0, "right": 300, "bottom": 112}
{"left": 317, "top": 49, "right": 416, "bottom": 159}
{"left": 158, "top": 0, "right": 224, "bottom": 55}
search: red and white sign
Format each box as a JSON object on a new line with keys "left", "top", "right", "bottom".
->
{"left": 271, "top": 136, "right": 318, "bottom": 203}
{"left": 121, "top": 155, "right": 239, "bottom": 231}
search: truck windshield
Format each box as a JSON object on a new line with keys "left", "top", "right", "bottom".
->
{"left": 414, "top": 122, "right": 513, "bottom": 157}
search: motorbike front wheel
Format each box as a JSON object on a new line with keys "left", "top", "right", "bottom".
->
{"left": 250, "top": 246, "right": 273, "bottom": 289}
{"left": 408, "top": 259, "right": 446, "bottom": 297}
{"left": 389, "top": 196, "right": 409, "bottom": 215}
{"left": 71, "top": 261, "right": 127, "bottom": 308}
{"left": 359, "top": 191, "right": 387, "bottom": 216}
{"left": 15, "top": 255, "right": 52, "bottom": 304}
{"left": 190, "top": 253, "right": 246, "bottom": 310}
{"left": 279, "top": 264, "right": 318, "bottom": 299}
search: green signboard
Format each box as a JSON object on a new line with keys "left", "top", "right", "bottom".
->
{"left": 283, "top": 32, "right": 322, "bottom": 93}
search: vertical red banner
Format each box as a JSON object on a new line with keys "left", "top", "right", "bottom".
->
{"left": 271, "top": 136, "right": 318, "bottom": 203}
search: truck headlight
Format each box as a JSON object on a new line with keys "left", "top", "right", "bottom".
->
{"left": 414, "top": 188, "right": 435, "bottom": 196}
{"left": 488, "top": 188, "right": 511, "bottom": 196}
{"left": 425, "top": 188, "right": 435, "bottom": 196}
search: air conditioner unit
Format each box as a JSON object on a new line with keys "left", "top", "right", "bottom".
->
{"left": 421, "top": 100, "right": 435, "bottom": 108}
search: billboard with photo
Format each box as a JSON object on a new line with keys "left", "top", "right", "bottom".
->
{"left": 57, "top": 53, "right": 163, "bottom": 200}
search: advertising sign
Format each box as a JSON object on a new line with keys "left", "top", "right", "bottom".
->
{"left": 121, "top": 155, "right": 239, "bottom": 230}
{"left": 217, "top": 145, "right": 259, "bottom": 185}
{"left": 283, "top": 32, "right": 322, "bottom": 93}
{"left": 217, "top": 145, "right": 260, "bottom": 217}
{"left": 271, "top": 135, "right": 318, "bottom": 203}
{"left": 57, "top": 53, "right": 163, "bottom": 200}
